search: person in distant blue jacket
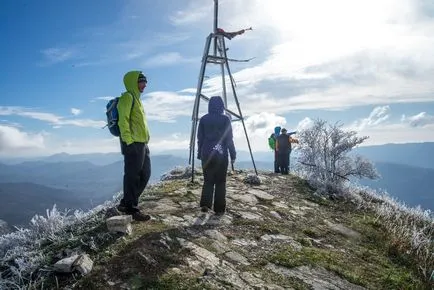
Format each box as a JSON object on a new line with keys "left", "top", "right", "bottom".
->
{"left": 197, "top": 96, "right": 236, "bottom": 215}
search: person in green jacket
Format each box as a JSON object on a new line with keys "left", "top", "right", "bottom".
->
{"left": 116, "top": 70, "right": 151, "bottom": 221}
{"left": 268, "top": 126, "right": 281, "bottom": 173}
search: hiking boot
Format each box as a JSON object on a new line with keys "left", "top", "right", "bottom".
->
{"left": 214, "top": 211, "right": 225, "bottom": 216}
{"left": 117, "top": 204, "right": 128, "bottom": 213}
{"left": 132, "top": 211, "right": 151, "bottom": 222}
{"left": 201, "top": 206, "right": 209, "bottom": 213}
{"left": 117, "top": 204, "right": 139, "bottom": 213}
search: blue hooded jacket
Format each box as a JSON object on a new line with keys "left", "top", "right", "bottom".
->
{"left": 197, "top": 96, "right": 236, "bottom": 161}
{"left": 274, "top": 126, "right": 281, "bottom": 137}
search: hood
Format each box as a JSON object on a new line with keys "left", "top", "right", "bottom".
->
{"left": 208, "top": 96, "right": 225, "bottom": 114}
{"left": 274, "top": 126, "right": 281, "bottom": 136}
{"left": 123, "top": 70, "right": 142, "bottom": 98}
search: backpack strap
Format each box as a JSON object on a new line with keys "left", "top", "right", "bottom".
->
{"left": 126, "top": 92, "right": 135, "bottom": 117}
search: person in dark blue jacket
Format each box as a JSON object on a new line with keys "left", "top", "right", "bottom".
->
{"left": 197, "top": 96, "right": 236, "bottom": 215}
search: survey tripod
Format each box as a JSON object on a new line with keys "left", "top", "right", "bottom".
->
{"left": 188, "top": 0, "right": 258, "bottom": 182}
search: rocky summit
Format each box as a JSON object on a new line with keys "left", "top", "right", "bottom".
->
{"left": 43, "top": 169, "right": 427, "bottom": 289}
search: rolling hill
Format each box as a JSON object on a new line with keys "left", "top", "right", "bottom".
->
{"left": 358, "top": 161, "right": 434, "bottom": 211}
{"left": 0, "top": 182, "right": 82, "bottom": 227}
{"left": 1, "top": 142, "right": 433, "bottom": 227}
{"left": 353, "top": 142, "right": 434, "bottom": 169}
{"left": 0, "top": 154, "right": 190, "bottom": 226}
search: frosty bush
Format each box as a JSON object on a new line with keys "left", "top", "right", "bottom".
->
{"left": 243, "top": 173, "right": 261, "bottom": 185}
{"left": 0, "top": 191, "right": 122, "bottom": 289}
{"left": 160, "top": 166, "right": 195, "bottom": 181}
{"left": 296, "top": 119, "right": 379, "bottom": 195}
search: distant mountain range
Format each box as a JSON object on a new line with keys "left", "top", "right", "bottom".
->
{"left": 352, "top": 142, "right": 434, "bottom": 169}
{"left": 0, "top": 142, "right": 433, "bottom": 228}
{"left": 0, "top": 154, "right": 188, "bottom": 227}
{"left": 0, "top": 182, "right": 81, "bottom": 227}
{"left": 0, "top": 149, "right": 272, "bottom": 166}
{"left": 2, "top": 142, "right": 432, "bottom": 168}
{"left": 357, "top": 162, "right": 434, "bottom": 210}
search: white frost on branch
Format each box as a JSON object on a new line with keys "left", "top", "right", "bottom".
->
{"left": 295, "top": 119, "right": 379, "bottom": 194}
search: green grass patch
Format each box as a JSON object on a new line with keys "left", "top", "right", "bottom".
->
{"left": 232, "top": 218, "right": 284, "bottom": 238}
{"left": 143, "top": 273, "right": 215, "bottom": 290}
{"left": 184, "top": 190, "right": 197, "bottom": 202}
{"left": 269, "top": 242, "right": 424, "bottom": 289}
{"left": 187, "top": 180, "right": 202, "bottom": 188}
{"left": 154, "top": 180, "right": 188, "bottom": 195}
{"left": 243, "top": 261, "right": 313, "bottom": 290}
{"left": 297, "top": 237, "right": 313, "bottom": 247}
{"left": 302, "top": 228, "right": 321, "bottom": 239}
{"left": 95, "top": 221, "right": 169, "bottom": 264}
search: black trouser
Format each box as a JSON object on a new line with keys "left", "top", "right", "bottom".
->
{"left": 274, "top": 150, "right": 280, "bottom": 173}
{"left": 120, "top": 142, "right": 151, "bottom": 210}
{"left": 277, "top": 151, "right": 290, "bottom": 175}
{"left": 201, "top": 156, "right": 228, "bottom": 213}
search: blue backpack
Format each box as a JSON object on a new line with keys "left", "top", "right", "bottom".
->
{"left": 104, "top": 93, "right": 134, "bottom": 137}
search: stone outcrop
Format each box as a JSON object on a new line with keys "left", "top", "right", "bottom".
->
{"left": 45, "top": 169, "right": 425, "bottom": 289}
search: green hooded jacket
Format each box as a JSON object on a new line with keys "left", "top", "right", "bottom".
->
{"left": 117, "top": 71, "right": 150, "bottom": 145}
{"left": 268, "top": 134, "right": 276, "bottom": 150}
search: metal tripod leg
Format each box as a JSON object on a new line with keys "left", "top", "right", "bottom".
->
{"left": 189, "top": 34, "right": 213, "bottom": 182}
{"left": 218, "top": 36, "right": 258, "bottom": 176}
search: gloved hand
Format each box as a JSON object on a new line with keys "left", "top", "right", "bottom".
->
{"left": 231, "top": 159, "right": 235, "bottom": 165}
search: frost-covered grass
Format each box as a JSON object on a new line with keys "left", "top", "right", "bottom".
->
{"left": 348, "top": 184, "right": 433, "bottom": 284}
{"left": 293, "top": 118, "right": 433, "bottom": 284}
{"left": 297, "top": 171, "right": 434, "bottom": 285}
{"left": 0, "top": 191, "right": 122, "bottom": 290}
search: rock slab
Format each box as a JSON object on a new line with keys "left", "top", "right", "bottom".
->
{"left": 54, "top": 254, "right": 93, "bottom": 275}
{"left": 106, "top": 215, "right": 133, "bottom": 235}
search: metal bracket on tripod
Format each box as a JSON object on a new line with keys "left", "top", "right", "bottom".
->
{"left": 188, "top": 0, "right": 258, "bottom": 182}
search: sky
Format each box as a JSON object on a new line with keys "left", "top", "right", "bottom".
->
{"left": 0, "top": 0, "right": 434, "bottom": 158}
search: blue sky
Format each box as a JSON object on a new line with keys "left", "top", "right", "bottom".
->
{"left": 1, "top": 0, "right": 434, "bottom": 157}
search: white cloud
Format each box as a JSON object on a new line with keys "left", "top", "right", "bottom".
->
{"left": 233, "top": 112, "right": 286, "bottom": 137}
{"left": 60, "top": 119, "right": 106, "bottom": 128}
{"left": 401, "top": 112, "right": 434, "bottom": 127}
{"left": 172, "top": 0, "right": 434, "bottom": 114}
{"left": 67, "top": 1, "right": 193, "bottom": 68}
{"left": 143, "top": 52, "right": 197, "bottom": 68}
{"left": 55, "top": 137, "right": 119, "bottom": 155}
{"left": 169, "top": 1, "right": 211, "bottom": 25}
{"left": 351, "top": 106, "right": 391, "bottom": 130}
{"left": 56, "top": 136, "right": 191, "bottom": 156}
{"left": 92, "top": 96, "right": 114, "bottom": 102}
{"left": 296, "top": 117, "right": 315, "bottom": 132}
{"left": 0, "top": 119, "right": 22, "bottom": 128}
{"left": 231, "top": 112, "right": 287, "bottom": 152}
{"left": 0, "top": 106, "right": 105, "bottom": 128}
{"left": 345, "top": 107, "right": 434, "bottom": 145}
{"left": 0, "top": 125, "right": 45, "bottom": 152}
{"left": 40, "top": 47, "right": 75, "bottom": 64}
{"left": 71, "top": 108, "right": 82, "bottom": 116}
{"left": 149, "top": 138, "right": 191, "bottom": 153}
{"left": 142, "top": 91, "right": 195, "bottom": 122}
{"left": 358, "top": 123, "right": 434, "bottom": 146}
{"left": 0, "top": 133, "right": 193, "bottom": 157}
